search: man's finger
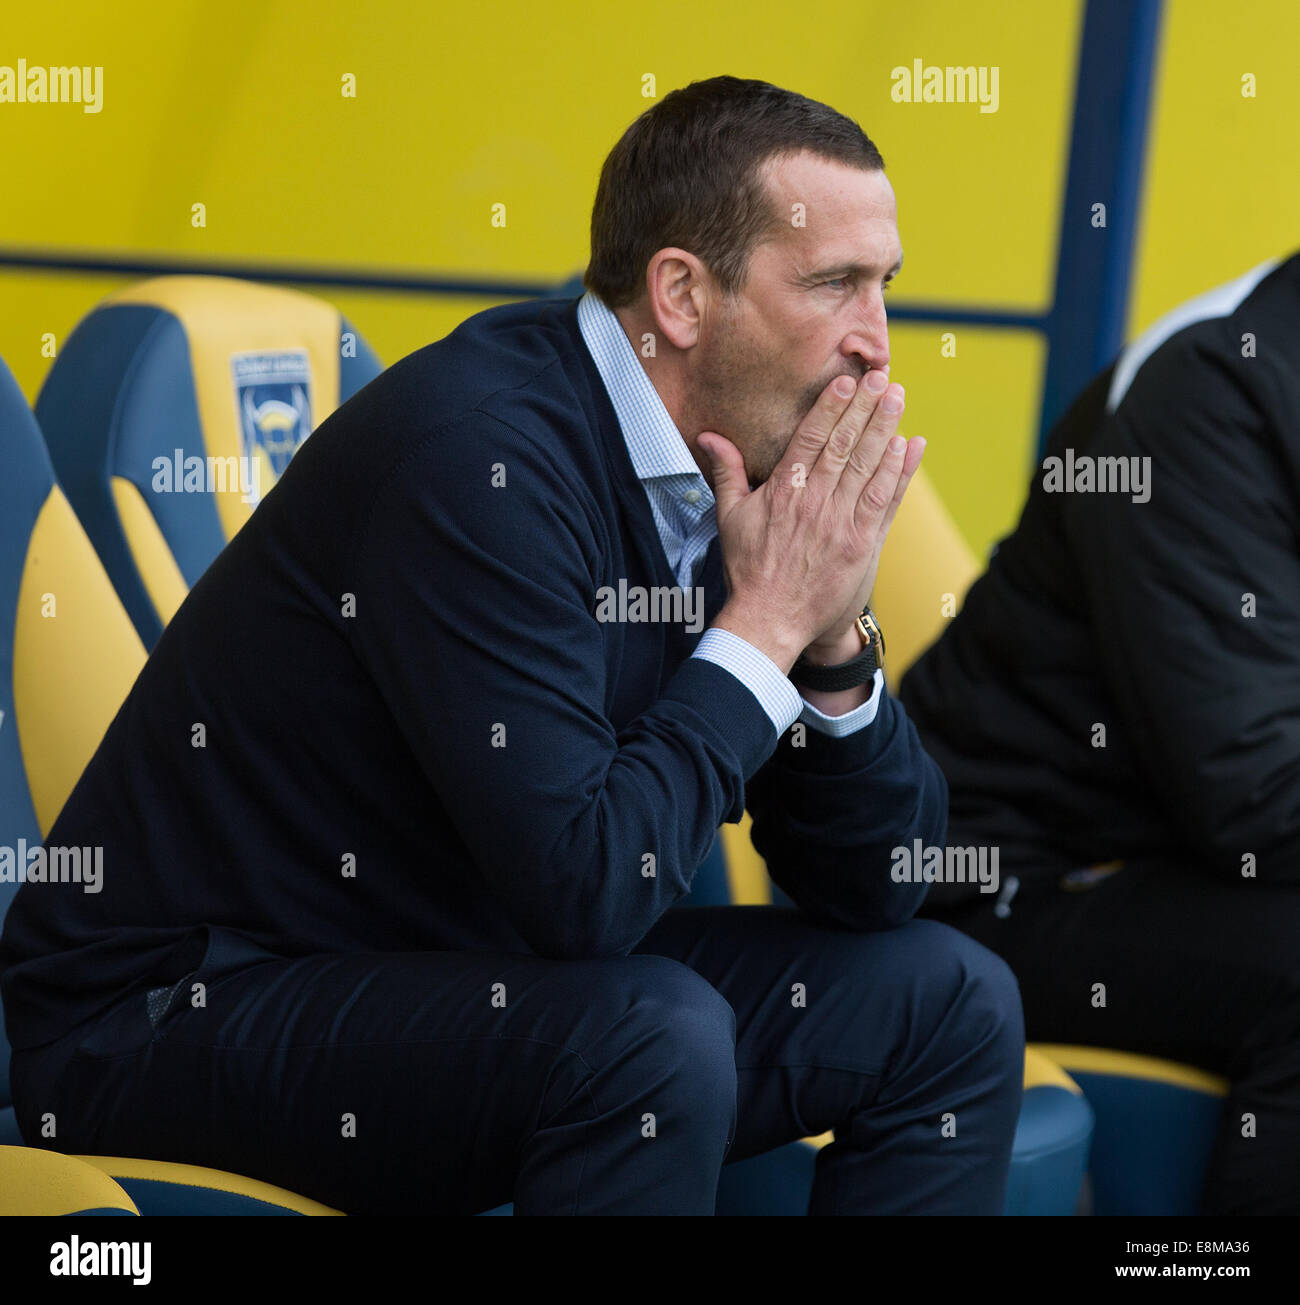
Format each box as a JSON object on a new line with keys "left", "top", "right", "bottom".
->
{"left": 768, "top": 372, "right": 861, "bottom": 494}
{"left": 829, "top": 380, "right": 905, "bottom": 504}
{"left": 854, "top": 431, "right": 908, "bottom": 527}
{"left": 875, "top": 436, "right": 926, "bottom": 537}
{"left": 808, "top": 370, "right": 893, "bottom": 489}
{"left": 697, "top": 430, "right": 751, "bottom": 520}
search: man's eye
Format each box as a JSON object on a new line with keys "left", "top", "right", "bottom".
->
{"left": 822, "top": 277, "right": 894, "bottom": 293}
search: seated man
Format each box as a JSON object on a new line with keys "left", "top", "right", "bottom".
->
{"left": 0, "top": 76, "right": 1022, "bottom": 1215}
{"left": 900, "top": 251, "right": 1300, "bottom": 1214}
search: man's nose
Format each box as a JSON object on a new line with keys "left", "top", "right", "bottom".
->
{"left": 842, "top": 333, "right": 889, "bottom": 375}
{"left": 843, "top": 301, "right": 890, "bottom": 372}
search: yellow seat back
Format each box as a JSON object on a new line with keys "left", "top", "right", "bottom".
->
{"left": 871, "top": 465, "right": 982, "bottom": 683}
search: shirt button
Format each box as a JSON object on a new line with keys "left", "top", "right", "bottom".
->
{"left": 683, "top": 489, "right": 702, "bottom": 504}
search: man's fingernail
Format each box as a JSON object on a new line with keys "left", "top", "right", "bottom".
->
{"left": 867, "top": 370, "right": 888, "bottom": 393}
{"left": 834, "top": 376, "right": 855, "bottom": 397}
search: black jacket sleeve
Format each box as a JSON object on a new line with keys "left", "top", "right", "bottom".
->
{"left": 1067, "top": 323, "right": 1300, "bottom": 881}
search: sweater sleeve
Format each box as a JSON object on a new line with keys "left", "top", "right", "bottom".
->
{"left": 745, "top": 687, "right": 949, "bottom": 930}
{"left": 1068, "top": 327, "right": 1300, "bottom": 882}
{"left": 345, "top": 411, "right": 779, "bottom": 959}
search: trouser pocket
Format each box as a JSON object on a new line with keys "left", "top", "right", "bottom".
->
{"left": 146, "top": 925, "right": 285, "bottom": 1040}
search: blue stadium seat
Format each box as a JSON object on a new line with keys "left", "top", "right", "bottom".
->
{"left": 35, "top": 276, "right": 383, "bottom": 647}
{"left": 1032, "top": 1045, "right": 1228, "bottom": 1214}
{"left": 0, "top": 353, "right": 146, "bottom": 1154}
{"left": 0, "top": 352, "right": 338, "bottom": 1215}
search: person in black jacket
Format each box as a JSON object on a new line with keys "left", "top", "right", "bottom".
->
{"left": 1, "top": 77, "right": 1024, "bottom": 1215}
{"left": 900, "top": 251, "right": 1300, "bottom": 1214}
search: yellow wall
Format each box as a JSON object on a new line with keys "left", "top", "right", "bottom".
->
{"left": 1, "top": 0, "right": 1295, "bottom": 562}
{"left": 1129, "top": 1, "right": 1300, "bottom": 337}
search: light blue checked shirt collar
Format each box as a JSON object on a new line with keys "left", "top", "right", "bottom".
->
{"left": 575, "top": 289, "right": 882, "bottom": 739}
{"left": 576, "top": 290, "right": 716, "bottom": 591}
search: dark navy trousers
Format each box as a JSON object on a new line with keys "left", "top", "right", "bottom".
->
{"left": 12, "top": 906, "right": 1024, "bottom": 1214}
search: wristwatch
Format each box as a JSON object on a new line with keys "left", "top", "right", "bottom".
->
{"left": 789, "top": 606, "right": 885, "bottom": 692}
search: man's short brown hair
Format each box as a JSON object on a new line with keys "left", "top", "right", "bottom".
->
{"left": 585, "top": 75, "right": 885, "bottom": 309}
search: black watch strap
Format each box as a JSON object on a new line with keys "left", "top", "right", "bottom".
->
{"left": 790, "top": 643, "right": 877, "bottom": 692}
{"left": 789, "top": 608, "right": 883, "bottom": 692}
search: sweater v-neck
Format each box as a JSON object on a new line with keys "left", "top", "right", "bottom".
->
{"left": 553, "top": 296, "right": 727, "bottom": 672}
{"left": 556, "top": 296, "right": 693, "bottom": 597}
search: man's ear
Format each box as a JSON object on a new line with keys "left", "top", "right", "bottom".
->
{"left": 643, "top": 248, "right": 708, "bottom": 352}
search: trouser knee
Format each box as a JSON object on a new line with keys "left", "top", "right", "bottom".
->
{"left": 579, "top": 954, "right": 738, "bottom": 1131}
{"left": 929, "top": 924, "right": 1025, "bottom": 1067}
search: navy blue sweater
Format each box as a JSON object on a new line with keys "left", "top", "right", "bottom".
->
{"left": 0, "top": 295, "right": 946, "bottom": 1052}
